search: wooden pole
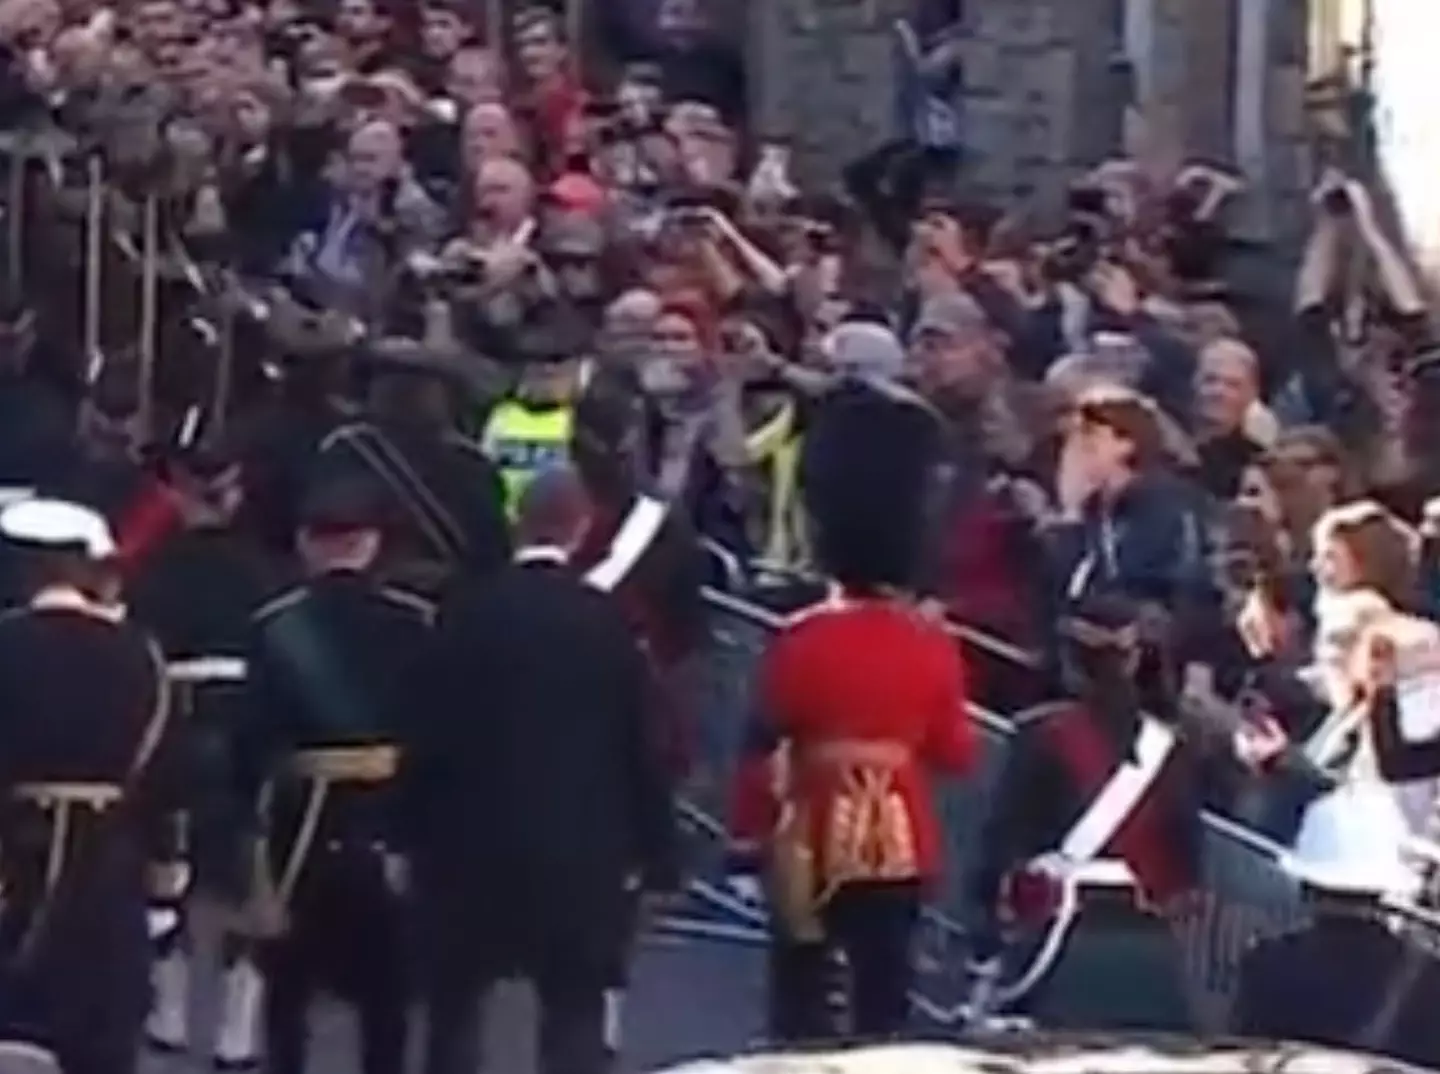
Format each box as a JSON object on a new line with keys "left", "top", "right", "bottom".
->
{"left": 486, "top": 0, "right": 504, "bottom": 51}
{"left": 6, "top": 137, "right": 25, "bottom": 290}
{"left": 211, "top": 286, "right": 235, "bottom": 437}
{"left": 566, "top": 0, "right": 583, "bottom": 85}
{"left": 82, "top": 154, "right": 104, "bottom": 377}
{"left": 137, "top": 194, "right": 159, "bottom": 442}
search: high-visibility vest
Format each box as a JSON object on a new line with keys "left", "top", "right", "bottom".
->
{"left": 482, "top": 401, "right": 573, "bottom": 513}
{"left": 744, "top": 399, "right": 805, "bottom": 568}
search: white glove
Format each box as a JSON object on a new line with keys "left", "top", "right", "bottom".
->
{"left": 726, "top": 875, "right": 763, "bottom": 906}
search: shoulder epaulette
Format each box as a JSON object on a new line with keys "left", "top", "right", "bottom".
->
{"left": 779, "top": 595, "right": 847, "bottom": 630}
{"left": 252, "top": 586, "right": 307, "bottom": 624}
{"left": 379, "top": 586, "right": 436, "bottom": 623}
{"left": 317, "top": 421, "right": 372, "bottom": 454}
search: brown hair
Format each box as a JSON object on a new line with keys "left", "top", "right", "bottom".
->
{"left": 1075, "top": 388, "right": 1166, "bottom": 470}
{"left": 1323, "top": 504, "right": 1419, "bottom": 610}
{"left": 1263, "top": 425, "right": 1362, "bottom": 550}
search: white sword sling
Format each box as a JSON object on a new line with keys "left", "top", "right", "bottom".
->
{"left": 1038, "top": 718, "right": 1179, "bottom": 882}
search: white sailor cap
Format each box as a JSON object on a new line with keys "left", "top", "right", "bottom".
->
{"left": 1282, "top": 782, "right": 1420, "bottom": 898}
{"left": 1423, "top": 496, "right": 1440, "bottom": 534}
{"left": 0, "top": 498, "right": 116, "bottom": 560}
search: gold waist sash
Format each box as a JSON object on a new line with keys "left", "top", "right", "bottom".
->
{"left": 246, "top": 744, "right": 401, "bottom": 939}
{"left": 770, "top": 738, "right": 919, "bottom": 942}
{"left": 287, "top": 744, "right": 400, "bottom": 784}
{"left": 801, "top": 739, "right": 911, "bottom": 771}
{"left": 3, "top": 781, "right": 129, "bottom": 935}
{"left": 11, "top": 781, "right": 124, "bottom": 812}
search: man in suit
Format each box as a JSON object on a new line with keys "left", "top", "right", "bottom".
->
{"left": 407, "top": 465, "right": 679, "bottom": 1074}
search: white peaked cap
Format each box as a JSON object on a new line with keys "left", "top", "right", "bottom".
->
{"left": 1282, "top": 782, "right": 1420, "bottom": 897}
{"left": 0, "top": 498, "right": 116, "bottom": 559}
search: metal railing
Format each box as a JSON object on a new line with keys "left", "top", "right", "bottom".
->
{"left": 672, "top": 580, "right": 1440, "bottom": 1027}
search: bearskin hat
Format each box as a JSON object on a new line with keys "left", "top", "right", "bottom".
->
{"left": 799, "top": 382, "right": 942, "bottom": 593}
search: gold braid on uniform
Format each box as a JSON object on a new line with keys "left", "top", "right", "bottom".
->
{"left": 14, "top": 634, "right": 172, "bottom": 960}
{"left": 246, "top": 745, "right": 401, "bottom": 938}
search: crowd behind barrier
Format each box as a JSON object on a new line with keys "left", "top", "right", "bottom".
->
{"left": 677, "top": 576, "right": 1440, "bottom": 1030}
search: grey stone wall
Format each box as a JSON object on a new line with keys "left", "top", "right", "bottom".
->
{"left": 747, "top": 0, "right": 1134, "bottom": 219}
{"left": 746, "top": 0, "right": 908, "bottom": 188}
{"left": 745, "top": 0, "right": 1317, "bottom": 268}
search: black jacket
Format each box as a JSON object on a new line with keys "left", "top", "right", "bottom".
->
{"left": 1234, "top": 913, "right": 1440, "bottom": 1068}
{"left": 405, "top": 553, "right": 678, "bottom": 980}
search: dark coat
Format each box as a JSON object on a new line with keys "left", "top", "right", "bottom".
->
{"left": 1234, "top": 914, "right": 1440, "bottom": 1069}
{"left": 405, "top": 555, "right": 678, "bottom": 984}
{"left": 236, "top": 571, "right": 434, "bottom": 823}
{"left": 0, "top": 597, "right": 181, "bottom": 1074}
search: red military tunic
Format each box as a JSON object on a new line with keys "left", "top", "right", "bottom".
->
{"left": 572, "top": 492, "right": 707, "bottom": 772}
{"left": 730, "top": 594, "right": 979, "bottom": 892}
{"left": 114, "top": 476, "right": 182, "bottom": 576}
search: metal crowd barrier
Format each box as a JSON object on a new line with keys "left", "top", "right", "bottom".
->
{"left": 674, "top": 581, "right": 1440, "bottom": 1029}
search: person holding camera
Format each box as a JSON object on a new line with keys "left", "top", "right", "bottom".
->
{"left": 282, "top": 119, "right": 445, "bottom": 322}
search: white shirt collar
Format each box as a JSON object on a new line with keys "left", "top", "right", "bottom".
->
{"left": 30, "top": 585, "right": 125, "bottom": 622}
{"left": 515, "top": 545, "right": 569, "bottom": 566}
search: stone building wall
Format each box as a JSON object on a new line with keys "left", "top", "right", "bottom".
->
{"left": 746, "top": 0, "right": 1317, "bottom": 266}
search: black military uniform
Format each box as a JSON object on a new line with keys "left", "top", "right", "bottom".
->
{"left": 0, "top": 497, "right": 183, "bottom": 1074}
{"left": 236, "top": 475, "right": 433, "bottom": 1074}
{"left": 407, "top": 477, "right": 678, "bottom": 1074}
{"left": 123, "top": 433, "right": 273, "bottom": 1065}
{"left": 315, "top": 338, "right": 510, "bottom": 596}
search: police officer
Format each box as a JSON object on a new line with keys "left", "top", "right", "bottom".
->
{"left": 1233, "top": 784, "right": 1440, "bottom": 1068}
{"left": 0, "top": 497, "right": 183, "bottom": 1074}
{"left": 317, "top": 337, "right": 510, "bottom": 595}
{"left": 124, "top": 425, "right": 273, "bottom": 1067}
{"left": 236, "top": 473, "right": 433, "bottom": 1074}
{"left": 481, "top": 309, "right": 593, "bottom": 516}
{"left": 483, "top": 359, "right": 577, "bottom": 514}
{"left": 408, "top": 466, "right": 678, "bottom": 1074}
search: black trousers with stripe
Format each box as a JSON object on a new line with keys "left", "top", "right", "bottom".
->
{"left": 767, "top": 880, "right": 922, "bottom": 1044}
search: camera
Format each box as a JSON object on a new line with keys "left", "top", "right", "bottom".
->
{"left": 1321, "top": 184, "right": 1353, "bottom": 216}
{"left": 406, "top": 251, "right": 486, "bottom": 289}
{"left": 1067, "top": 185, "right": 1108, "bottom": 218}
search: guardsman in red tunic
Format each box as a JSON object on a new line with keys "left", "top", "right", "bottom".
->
{"left": 728, "top": 383, "right": 980, "bottom": 1041}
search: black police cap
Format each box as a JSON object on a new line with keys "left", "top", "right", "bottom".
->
{"left": 297, "top": 473, "right": 387, "bottom": 534}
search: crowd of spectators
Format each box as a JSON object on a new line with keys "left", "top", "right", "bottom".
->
{"left": 0, "top": 0, "right": 1437, "bottom": 861}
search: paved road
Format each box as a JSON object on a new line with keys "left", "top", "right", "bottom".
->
{"left": 136, "top": 904, "right": 1211, "bottom": 1074}
{"left": 140, "top": 927, "right": 763, "bottom": 1074}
